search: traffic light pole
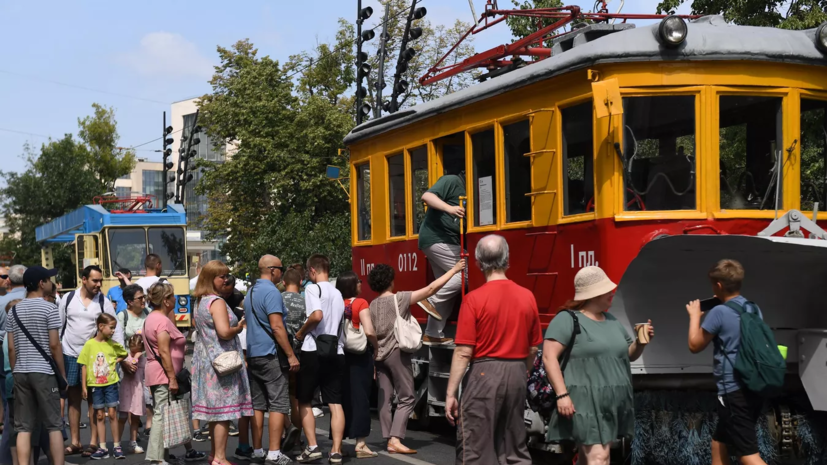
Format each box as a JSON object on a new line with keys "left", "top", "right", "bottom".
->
{"left": 162, "top": 111, "right": 168, "bottom": 209}
{"left": 390, "top": 0, "right": 419, "bottom": 112}
{"left": 176, "top": 110, "right": 199, "bottom": 207}
{"left": 375, "top": 2, "right": 391, "bottom": 118}
{"left": 356, "top": 0, "right": 364, "bottom": 125}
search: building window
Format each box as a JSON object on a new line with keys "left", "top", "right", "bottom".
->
{"left": 356, "top": 163, "right": 371, "bottom": 241}
{"left": 622, "top": 96, "right": 696, "bottom": 211}
{"left": 409, "top": 146, "right": 428, "bottom": 235}
{"left": 471, "top": 130, "right": 496, "bottom": 227}
{"left": 115, "top": 186, "right": 132, "bottom": 199}
{"left": 142, "top": 170, "right": 164, "bottom": 204}
{"left": 561, "top": 102, "right": 594, "bottom": 216}
{"left": 800, "top": 98, "right": 827, "bottom": 211}
{"left": 503, "top": 120, "right": 532, "bottom": 223}
{"left": 719, "top": 96, "right": 783, "bottom": 210}
{"left": 388, "top": 154, "right": 406, "bottom": 237}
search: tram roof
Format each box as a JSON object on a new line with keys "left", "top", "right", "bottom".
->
{"left": 344, "top": 15, "right": 826, "bottom": 145}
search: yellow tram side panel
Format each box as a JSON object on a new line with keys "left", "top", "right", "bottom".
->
{"left": 348, "top": 60, "right": 827, "bottom": 248}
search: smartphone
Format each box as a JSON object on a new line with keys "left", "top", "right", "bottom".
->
{"left": 700, "top": 297, "right": 722, "bottom": 312}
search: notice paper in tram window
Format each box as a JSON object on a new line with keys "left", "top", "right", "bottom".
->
{"left": 479, "top": 176, "right": 494, "bottom": 226}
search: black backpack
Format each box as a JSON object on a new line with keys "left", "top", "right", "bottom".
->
{"left": 526, "top": 310, "right": 581, "bottom": 415}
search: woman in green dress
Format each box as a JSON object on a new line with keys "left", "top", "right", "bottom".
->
{"left": 543, "top": 266, "right": 655, "bottom": 465}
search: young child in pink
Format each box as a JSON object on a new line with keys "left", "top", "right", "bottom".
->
{"left": 118, "top": 335, "right": 146, "bottom": 454}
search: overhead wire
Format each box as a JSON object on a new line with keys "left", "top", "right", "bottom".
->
{"left": 0, "top": 69, "right": 169, "bottom": 105}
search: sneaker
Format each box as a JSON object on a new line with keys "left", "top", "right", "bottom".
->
{"left": 422, "top": 335, "right": 454, "bottom": 346}
{"left": 296, "top": 447, "right": 323, "bottom": 463}
{"left": 79, "top": 422, "right": 88, "bottom": 429}
{"left": 283, "top": 425, "right": 300, "bottom": 451}
{"left": 250, "top": 449, "right": 267, "bottom": 463}
{"left": 131, "top": 442, "right": 145, "bottom": 454}
{"left": 312, "top": 408, "right": 324, "bottom": 418}
{"left": 144, "top": 427, "right": 152, "bottom": 437}
{"left": 193, "top": 431, "right": 209, "bottom": 442}
{"left": 266, "top": 453, "right": 292, "bottom": 465}
{"left": 229, "top": 423, "right": 239, "bottom": 436}
{"left": 91, "top": 448, "right": 110, "bottom": 460}
{"left": 234, "top": 446, "right": 253, "bottom": 460}
{"left": 327, "top": 453, "right": 342, "bottom": 465}
{"left": 114, "top": 447, "right": 125, "bottom": 460}
{"left": 184, "top": 449, "right": 207, "bottom": 462}
{"left": 417, "top": 299, "right": 442, "bottom": 321}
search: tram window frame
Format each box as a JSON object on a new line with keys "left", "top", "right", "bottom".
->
{"left": 386, "top": 153, "right": 407, "bottom": 239}
{"left": 408, "top": 145, "right": 429, "bottom": 237}
{"left": 354, "top": 161, "right": 372, "bottom": 243}
{"left": 560, "top": 101, "right": 596, "bottom": 219}
{"left": 799, "top": 96, "right": 827, "bottom": 214}
{"left": 469, "top": 127, "right": 498, "bottom": 229}
{"left": 620, "top": 94, "right": 699, "bottom": 213}
{"left": 501, "top": 119, "right": 533, "bottom": 225}
{"left": 717, "top": 93, "right": 785, "bottom": 214}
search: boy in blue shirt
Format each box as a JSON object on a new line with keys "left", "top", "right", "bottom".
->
{"left": 685, "top": 259, "right": 767, "bottom": 465}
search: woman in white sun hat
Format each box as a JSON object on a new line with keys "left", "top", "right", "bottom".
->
{"left": 542, "top": 266, "right": 654, "bottom": 465}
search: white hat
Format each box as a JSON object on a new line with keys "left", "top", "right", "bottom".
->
{"left": 574, "top": 266, "right": 617, "bottom": 301}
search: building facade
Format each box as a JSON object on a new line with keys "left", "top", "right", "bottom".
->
{"left": 113, "top": 159, "right": 165, "bottom": 204}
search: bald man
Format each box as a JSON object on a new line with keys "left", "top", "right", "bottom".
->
{"left": 242, "top": 255, "right": 298, "bottom": 465}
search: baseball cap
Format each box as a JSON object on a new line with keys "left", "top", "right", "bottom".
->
{"left": 23, "top": 266, "right": 59, "bottom": 288}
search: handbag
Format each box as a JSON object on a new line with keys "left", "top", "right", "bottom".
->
{"left": 212, "top": 350, "right": 244, "bottom": 376}
{"left": 163, "top": 398, "right": 192, "bottom": 448}
{"left": 249, "top": 284, "right": 294, "bottom": 370}
{"left": 142, "top": 320, "right": 192, "bottom": 394}
{"left": 393, "top": 295, "right": 422, "bottom": 353}
{"left": 11, "top": 306, "right": 68, "bottom": 391}
{"left": 310, "top": 284, "right": 342, "bottom": 358}
{"left": 343, "top": 298, "right": 368, "bottom": 354}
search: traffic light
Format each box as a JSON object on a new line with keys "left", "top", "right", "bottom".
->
{"left": 355, "top": 3, "right": 374, "bottom": 125}
{"left": 161, "top": 112, "right": 174, "bottom": 208}
{"left": 390, "top": 2, "right": 427, "bottom": 113}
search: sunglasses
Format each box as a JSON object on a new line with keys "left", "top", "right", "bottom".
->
{"left": 0, "top": 275, "right": 7, "bottom": 280}
{"left": 132, "top": 295, "right": 146, "bottom": 301}
{"left": 267, "top": 266, "right": 286, "bottom": 273}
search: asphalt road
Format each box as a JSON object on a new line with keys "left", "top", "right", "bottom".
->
{"left": 59, "top": 406, "right": 460, "bottom": 465}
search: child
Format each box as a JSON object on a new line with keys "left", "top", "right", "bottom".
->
{"left": 78, "top": 313, "right": 128, "bottom": 460}
{"left": 118, "top": 335, "right": 146, "bottom": 454}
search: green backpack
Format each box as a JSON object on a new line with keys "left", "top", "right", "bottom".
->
{"left": 724, "top": 300, "right": 786, "bottom": 397}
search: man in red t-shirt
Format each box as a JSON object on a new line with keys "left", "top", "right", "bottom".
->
{"left": 445, "top": 234, "right": 541, "bottom": 465}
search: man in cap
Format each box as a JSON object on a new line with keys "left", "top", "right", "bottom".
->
{"left": 6, "top": 266, "right": 66, "bottom": 465}
{"left": 446, "top": 235, "right": 541, "bottom": 465}
{"left": 106, "top": 268, "right": 132, "bottom": 314}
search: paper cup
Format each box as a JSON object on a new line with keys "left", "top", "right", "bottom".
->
{"left": 778, "top": 345, "right": 788, "bottom": 360}
{"left": 634, "top": 323, "right": 651, "bottom": 345}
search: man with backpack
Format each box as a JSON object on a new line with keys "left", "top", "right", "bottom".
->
{"left": 59, "top": 265, "right": 123, "bottom": 457}
{"left": 686, "top": 259, "right": 785, "bottom": 465}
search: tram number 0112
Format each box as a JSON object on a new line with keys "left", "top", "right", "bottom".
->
{"left": 398, "top": 253, "right": 418, "bottom": 272}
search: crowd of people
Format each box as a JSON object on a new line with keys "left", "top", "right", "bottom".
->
{"left": 0, "top": 218, "right": 769, "bottom": 465}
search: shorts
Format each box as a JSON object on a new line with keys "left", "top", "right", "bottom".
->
{"left": 713, "top": 389, "right": 764, "bottom": 458}
{"left": 64, "top": 355, "right": 82, "bottom": 387}
{"left": 296, "top": 351, "right": 344, "bottom": 405}
{"left": 13, "top": 373, "right": 63, "bottom": 432}
{"left": 248, "top": 354, "right": 289, "bottom": 414}
{"left": 91, "top": 384, "right": 120, "bottom": 410}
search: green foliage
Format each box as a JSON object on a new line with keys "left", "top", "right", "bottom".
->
{"left": 655, "top": 0, "right": 827, "bottom": 29}
{"left": 506, "top": 0, "right": 565, "bottom": 42}
{"left": 0, "top": 104, "right": 133, "bottom": 286}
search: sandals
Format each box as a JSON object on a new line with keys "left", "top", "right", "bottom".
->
{"left": 356, "top": 448, "right": 378, "bottom": 459}
{"left": 82, "top": 444, "right": 98, "bottom": 457}
{"left": 65, "top": 443, "right": 83, "bottom": 455}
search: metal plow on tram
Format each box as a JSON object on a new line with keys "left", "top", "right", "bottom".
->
{"left": 606, "top": 211, "right": 827, "bottom": 464}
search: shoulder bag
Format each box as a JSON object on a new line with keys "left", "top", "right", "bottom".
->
{"left": 311, "top": 284, "right": 343, "bottom": 358}
{"left": 343, "top": 298, "right": 368, "bottom": 354}
{"left": 249, "top": 284, "right": 294, "bottom": 370}
{"left": 12, "top": 306, "right": 68, "bottom": 391}
{"left": 393, "top": 294, "right": 422, "bottom": 353}
{"left": 142, "top": 319, "right": 192, "bottom": 394}
{"left": 199, "top": 296, "right": 244, "bottom": 376}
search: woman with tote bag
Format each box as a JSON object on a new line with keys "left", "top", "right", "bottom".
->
{"left": 362, "top": 259, "right": 464, "bottom": 454}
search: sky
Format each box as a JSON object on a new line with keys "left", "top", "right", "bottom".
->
{"left": 0, "top": 0, "right": 691, "bottom": 177}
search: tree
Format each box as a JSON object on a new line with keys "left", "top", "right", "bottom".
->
{"left": 0, "top": 104, "right": 134, "bottom": 285}
{"left": 506, "top": 0, "right": 565, "bottom": 41}
{"left": 655, "top": 0, "right": 827, "bottom": 29}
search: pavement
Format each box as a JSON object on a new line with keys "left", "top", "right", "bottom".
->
{"left": 56, "top": 406, "right": 459, "bottom": 465}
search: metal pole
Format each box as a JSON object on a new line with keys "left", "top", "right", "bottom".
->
{"left": 162, "top": 111, "right": 168, "bottom": 210}
{"left": 389, "top": 0, "right": 418, "bottom": 113}
{"left": 356, "top": 0, "right": 364, "bottom": 125}
{"left": 375, "top": 1, "right": 391, "bottom": 118}
{"left": 179, "top": 110, "right": 199, "bottom": 208}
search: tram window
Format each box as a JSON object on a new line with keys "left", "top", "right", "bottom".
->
{"left": 472, "top": 129, "right": 496, "bottom": 226}
{"left": 388, "top": 154, "right": 406, "bottom": 237}
{"left": 503, "top": 120, "right": 532, "bottom": 223}
{"left": 108, "top": 228, "right": 147, "bottom": 275}
{"left": 356, "top": 163, "right": 371, "bottom": 241}
{"left": 409, "top": 146, "right": 428, "bottom": 234}
{"left": 800, "top": 99, "right": 827, "bottom": 211}
{"left": 561, "top": 102, "right": 594, "bottom": 216}
{"left": 148, "top": 227, "right": 187, "bottom": 276}
{"left": 719, "top": 96, "right": 783, "bottom": 210}
{"left": 622, "top": 96, "right": 696, "bottom": 211}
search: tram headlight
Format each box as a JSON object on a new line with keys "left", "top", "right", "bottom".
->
{"left": 178, "top": 296, "right": 188, "bottom": 307}
{"left": 816, "top": 22, "right": 827, "bottom": 54}
{"left": 657, "top": 15, "right": 688, "bottom": 48}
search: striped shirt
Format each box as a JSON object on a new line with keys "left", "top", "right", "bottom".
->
{"left": 7, "top": 298, "right": 62, "bottom": 374}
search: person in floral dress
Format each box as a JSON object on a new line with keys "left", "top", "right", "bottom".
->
{"left": 191, "top": 260, "right": 253, "bottom": 465}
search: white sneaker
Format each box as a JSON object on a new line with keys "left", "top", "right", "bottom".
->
{"left": 312, "top": 407, "right": 324, "bottom": 418}
{"left": 251, "top": 449, "right": 268, "bottom": 462}
{"left": 131, "top": 442, "right": 145, "bottom": 454}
